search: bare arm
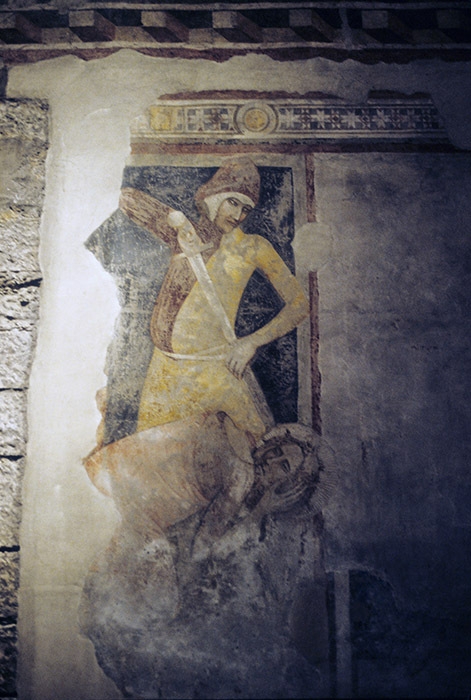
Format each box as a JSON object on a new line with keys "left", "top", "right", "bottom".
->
{"left": 192, "top": 453, "right": 254, "bottom": 556}
{"left": 227, "top": 237, "right": 309, "bottom": 378}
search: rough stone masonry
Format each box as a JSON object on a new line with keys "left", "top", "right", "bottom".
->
{"left": 0, "top": 96, "right": 48, "bottom": 698}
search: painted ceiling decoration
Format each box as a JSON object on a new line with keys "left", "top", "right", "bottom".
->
{"left": 0, "top": 2, "right": 470, "bottom": 63}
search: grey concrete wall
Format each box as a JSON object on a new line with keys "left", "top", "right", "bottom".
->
{"left": 0, "top": 99, "right": 48, "bottom": 698}
{"left": 1, "top": 51, "right": 470, "bottom": 698}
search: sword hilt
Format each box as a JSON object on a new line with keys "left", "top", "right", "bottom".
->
{"left": 167, "top": 210, "right": 207, "bottom": 257}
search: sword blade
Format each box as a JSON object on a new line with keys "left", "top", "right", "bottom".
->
{"left": 187, "top": 253, "right": 275, "bottom": 430}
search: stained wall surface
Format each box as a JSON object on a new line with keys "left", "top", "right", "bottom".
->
{"left": 1, "top": 49, "right": 471, "bottom": 699}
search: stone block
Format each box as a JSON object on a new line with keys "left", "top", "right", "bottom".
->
{"left": 0, "top": 551, "right": 19, "bottom": 619}
{"left": 0, "top": 99, "right": 48, "bottom": 143}
{"left": 142, "top": 11, "right": 189, "bottom": 42}
{"left": 0, "top": 390, "right": 27, "bottom": 455}
{"left": 212, "top": 11, "right": 262, "bottom": 42}
{"left": 0, "top": 63, "right": 6, "bottom": 97}
{"left": 0, "top": 269, "right": 42, "bottom": 291}
{"left": 0, "top": 458, "right": 23, "bottom": 546}
{"left": 0, "top": 329, "right": 35, "bottom": 389}
{"left": 0, "top": 283, "right": 40, "bottom": 331}
{"left": 0, "top": 206, "right": 41, "bottom": 275}
{"left": 69, "top": 10, "right": 115, "bottom": 42}
{"left": 0, "top": 137, "right": 47, "bottom": 207}
{"left": 0, "top": 625, "right": 17, "bottom": 698}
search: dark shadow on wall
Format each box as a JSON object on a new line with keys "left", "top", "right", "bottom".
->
{"left": 350, "top": 567, "right": 471, "bottom": 699}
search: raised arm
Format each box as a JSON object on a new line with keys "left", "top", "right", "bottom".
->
{"left": 119, "top": 187, "right": 179, "bottom": 250}
{"left": 227, "top": 236, "right": 309, "bottom": 379}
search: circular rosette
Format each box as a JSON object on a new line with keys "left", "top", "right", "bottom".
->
{"left": 235, "top": 102, "right": 277, "bottom": 136}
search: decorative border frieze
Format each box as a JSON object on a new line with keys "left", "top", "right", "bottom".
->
{"left": 131, "top": 98, "right": 447, "bottom": 143}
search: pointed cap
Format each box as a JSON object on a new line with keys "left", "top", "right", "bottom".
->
{"left": 195, "top": 158, "right": 260, "bottom": 214}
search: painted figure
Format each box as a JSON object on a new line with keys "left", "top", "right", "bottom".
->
{"left": 84, "top": 158, "right": 314, "bottom": 543}
{"left": 119, "top": 158, "right": 309, "bottom": 441}
{"left": 85, "top": 413, "right": 323, "bottom": 542}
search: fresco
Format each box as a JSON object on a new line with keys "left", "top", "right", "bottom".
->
{"left": 80, "top": 154, "right": 332, "bottom": 698}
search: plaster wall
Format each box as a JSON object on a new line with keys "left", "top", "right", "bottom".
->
{"left": 4, "top": 51, "right": 471, "bottom": 698}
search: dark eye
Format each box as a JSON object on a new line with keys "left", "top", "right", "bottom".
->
{"left": 242, "top": 207, "right": 252, "bottom": 216}
{"left": 228, "top": 198, "right": 239, "bottom": 206}
{"left": 264, "top": 446, "right": 282, "bottom": 459}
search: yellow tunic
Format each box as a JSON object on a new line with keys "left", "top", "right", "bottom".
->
{"left": 137, "top": 227, "right": 305, "bottom": 439}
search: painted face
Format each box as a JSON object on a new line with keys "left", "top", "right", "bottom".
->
{"left": 258, "top": 441, "right": 305, "bottom": 484}
{"left": 214, "top": 196, "right": 253, "bottom": 235}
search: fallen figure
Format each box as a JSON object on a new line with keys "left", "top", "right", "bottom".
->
{"left": 84, "top": 410, "right": 328, "bottom": 551}
{"left": 80, "top": 413, "right": 333, "bottom": 697}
